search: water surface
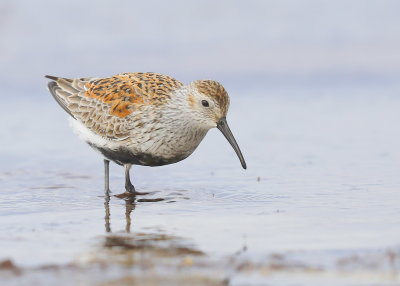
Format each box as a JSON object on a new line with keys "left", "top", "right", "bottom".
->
{"left": 1, "top": 84, "right": 400, "bottom": 285}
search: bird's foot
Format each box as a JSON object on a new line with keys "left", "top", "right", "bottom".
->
{"left": 115, "top": 191, "right": 149, "bottom": 199}
{"left": 126, "top": 184, "right": 149, "bottom": 195}
{"left": 131, "top": 190, "right": 150, "bottom": 195}
{"left": 114, "top": 185, "right": 149, "bottom": 198}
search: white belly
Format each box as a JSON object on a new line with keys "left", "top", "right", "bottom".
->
{"left": 69, "top": 118, "right": 208, "bottom": 166}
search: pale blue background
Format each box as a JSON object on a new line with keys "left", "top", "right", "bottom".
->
{"left": 1, "top": 0, "right": 400, "bottom": 96}
{"left": 1, "top": 2, "right": 400, "bottom": 283}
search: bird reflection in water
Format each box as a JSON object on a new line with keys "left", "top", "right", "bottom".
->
{"left": 104, "top": 190, "right": 112, "bottom": 233}
{"left": 99, "top": 188, "right": 205, "bottom": 270}
{"left": 104, "top": 190, "right": 136, "bottom": 233}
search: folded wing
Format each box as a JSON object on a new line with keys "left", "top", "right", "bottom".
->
{"left": 45, "top": 73, "right": 183, "bottom": 140}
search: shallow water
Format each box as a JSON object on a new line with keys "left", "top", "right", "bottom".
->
{"left": 1, "top": 84, "right": 400, "bottom": 285}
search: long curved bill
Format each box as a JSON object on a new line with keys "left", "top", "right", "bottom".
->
{"left": 217, "top": 117, "right": 247, "bottom": 169}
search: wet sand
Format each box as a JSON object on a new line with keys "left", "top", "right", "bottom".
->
{"left": 1, "top": 84, "right": 400, "bottom": 285}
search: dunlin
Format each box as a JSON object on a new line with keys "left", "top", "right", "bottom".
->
{"left": 45, "top": 72, "right": 246, "bottom": 194}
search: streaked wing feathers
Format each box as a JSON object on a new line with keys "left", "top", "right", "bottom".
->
{"left": 45, "top": 72, "right": 182, "bottom": 140}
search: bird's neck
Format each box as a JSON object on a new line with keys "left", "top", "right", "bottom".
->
{"left": 156, "top": 95, "right": 209, "bottom": 159}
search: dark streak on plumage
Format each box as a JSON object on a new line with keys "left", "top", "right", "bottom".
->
{"left": 89, "top": 144, "right": 184, "bottom": 167}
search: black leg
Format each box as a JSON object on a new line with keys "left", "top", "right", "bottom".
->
{"left": 104, "top": 159, "right": 111, "bottom": 193}
{"left": 123, "top": 164, "right": 148, "bottom": 195}
{"left": 124, "top": 164, "right": 135, "bottom": 193}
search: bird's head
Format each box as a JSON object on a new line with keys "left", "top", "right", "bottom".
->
{"left": 186, "top": 80, "right": 247, "bottom": 169}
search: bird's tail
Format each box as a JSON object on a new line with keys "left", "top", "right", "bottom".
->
{"left": 45, "top": 75, "right": 92, "bottom": 119}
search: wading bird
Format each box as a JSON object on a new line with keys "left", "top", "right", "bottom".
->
{"left": 46, "top": 72, "right": 246, "bottom": 195}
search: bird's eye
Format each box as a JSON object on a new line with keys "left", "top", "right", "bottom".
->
{"left": 201, "top": 100, "right": 209, "bottom": 107}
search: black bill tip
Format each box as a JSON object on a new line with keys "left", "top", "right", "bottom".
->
{"left": 217, "top": 117, "right": 247, "bottom": 169}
